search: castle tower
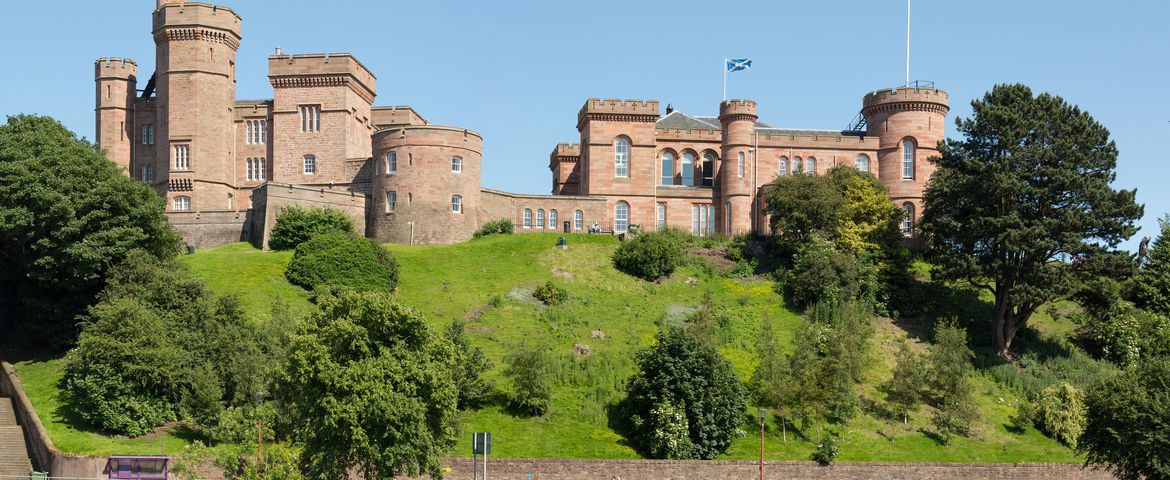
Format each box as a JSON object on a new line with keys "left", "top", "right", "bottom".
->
{"left": 94, "top": 58, "right": 137, "bottom": 172}
{"left": 718, "top": 99, "right": 757, "bottom": 235}
{"left": 576, "top": 99, "right": 659, "bottom": 232}
{"left": 152, "top": 1, "right": 242, "bottom": 211}
{"left": 861, "top": 86, "right": 949, "bottom": 227}
{"left": 548, "top": 143, "right": 580, "bottom": 195}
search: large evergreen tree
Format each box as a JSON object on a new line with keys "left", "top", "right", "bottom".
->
{"left": 0, "top": 115, "right": 178, "bottom": 344}
{"left": 1133, "top": 214, "right": 1170, "bottom": 316}
{"left": 920, "top": 84, "right": 1143, "bottom": 358}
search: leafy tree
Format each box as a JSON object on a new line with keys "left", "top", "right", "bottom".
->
{"left": 1033, "top": 383, "right": 1087, "bottom": 448}
{"left": 882, "top": 341, "right": 928, "bottom": 424}
{"left": 928, "top": 321, "right": 979, "bottom": 442}
{"left": 0, "top": 115, "right": 179, "bottom": 344}
{"left": 920, "top": 84, "right": 1143, "bottom": 358}
{"left": 267, "top": 205, "right": 354, "bottom": 250}
{"left": 764, "top": 171, "right": 844, "bottom": 250}
{"left": 445, "top": 320, "right": 494, "bottom": 409}
{"left": 750, "top": 317, "right": 796, "bottom": 441}
{"left": 502, "top": 344, "right": 554, "bottom": 416}
{"left": 612, "top": 231, "right": 685, "bottom": 280}
{"left": 784, "top": 236, "right": 877, "bottom": 310}
{"left": 276, "top": 291, "right": 457, "bottom": 480}
{"left": 284, "top": 233, "right": 399, "bottom": 292}
{"left": 1134, "top": 214, "right": 1170, "bottom": 316}
{"left": 624, "top": 327, "right": 747, "bottom": 459}
{"left": 1078, "top": 357, "right": 1170, "bottom": 480}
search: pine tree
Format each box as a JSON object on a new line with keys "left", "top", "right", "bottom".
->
{"left": 1134, "top": 215, "right": 1170, "bottom": 316}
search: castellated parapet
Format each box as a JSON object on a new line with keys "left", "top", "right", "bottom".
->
{"left": 577, "top": 99, "right": 659, "bottom": 130}
{"left": 718, "top": 99, "right": 758, "bottom": 118}
{"left": 152, "top": 2, "right": 242, "bottom": 47}
{"left": 268, "top": 53, "right": 377, "bottom": 104}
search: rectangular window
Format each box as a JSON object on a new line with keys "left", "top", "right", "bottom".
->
{"left": 452, "top": 195, "right": 462, "bottom": 214}
{"left": 173, "top": 144, "right": 190, "bottom": 170}
{"left": 300, "top": 105, "right": 321, "bottom": 133}
{"left": 657, "top": 203, "right": 666, "bottom": 229}
{"left": 141, "top": 125, "right": 148, "bottom": 145}
{"left": 691, "top": 204, "right": 712, "bottom": 236}
{"left": 148, "top": 125, "right": 154, "bottom": 145}
{"left": 452, "top": 156, "right": 462, "bottom": 172}
{"left": 386, "top": 151, "right": 397, "bottom": 173}
{"left": 173, "top": 196, "right": 190, "bottom": 211}
{"left": 303, "top": 155, "right": 316, "bottom": 174}
{"left": 386, "top": 191, "right": 396, "bottom": 212}
{"left": 140, "top": 163, "right": 154, "bottom": 182}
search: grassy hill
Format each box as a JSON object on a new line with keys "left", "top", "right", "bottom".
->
{"left": 14, "top": 233, "right": 1082, "bottom": 461}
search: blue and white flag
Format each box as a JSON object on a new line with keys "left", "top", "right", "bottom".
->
{"left": 726, "top": 58, "right": 752, "bottom": 72}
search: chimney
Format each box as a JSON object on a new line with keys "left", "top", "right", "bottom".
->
{"left": 665, "top": 103, "right": 674, "bottom": 115}
{"left": 274, "top": 47, "right": 283, "bottom": 56}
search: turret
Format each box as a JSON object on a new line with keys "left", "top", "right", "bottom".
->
{"left": 718, "top": 99, "right": 757, "bottom": 235}
{"left": 861, "top": 86, "right": 949, "bottom": 231}
{"left": 549, "top": 143, "right": 580, "bottom": 195}
{"left": 94, "top": 58, "right": 137, "bottom": 172}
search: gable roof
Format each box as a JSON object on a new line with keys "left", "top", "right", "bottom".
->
{"left": 656, "top": 110, "right": 858, "bottom": 136}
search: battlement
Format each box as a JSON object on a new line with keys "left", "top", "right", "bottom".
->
{"left": 580, "top": 98, "right": 660, "bottom": 116}
{"left": 371, "top": 105, "right": 427, "bottom": 127}
{"left": 94, "top": 58, "right": 137, "bottom": 79}
{"left": 153, "top": 2, "right": 242, "bottom": 39}
{"left": 550, "top": 143, "right": 581, "bottom": 158}
{"left": 719, "top": 99, "right": 758, "bottom": 118}
{"left": 268, "top": 53, "right": 377, "bottom": 104}
{"left": 862, "top": 86, "right": 949, "bottom": 113}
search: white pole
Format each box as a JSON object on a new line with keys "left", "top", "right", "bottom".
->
{"left": 723, "top": 58, "right": 727, "bottom": 102}
{"left": 905, "top": 0, "right": 911, "bottom": 85}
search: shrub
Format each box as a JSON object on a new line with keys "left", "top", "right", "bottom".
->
{"left": 784, "top": 235, "right": 876, "bottom": 310}
{"left": 446, "top": 320, "right": 494, "bottom": 409}
{"left": 1075, "top": 306, "right": 1170, "bottom": 367}
{"left": 533, "top": 281, "right": 569, "bottom": 305}
{"left": 268, "top": 206, "right": 354, "bottom": 250}
{"left": 613, "top": 231, "right": 685, "bottom": 281}
{"left": 473, "top": 219, "right": 515, "bottom": 238}
{"left": 811, "top": 432, "right": 840, "bottom": 465}
{"left": 1033, "top": 383, "right": 1087, "bottom": 448}
{"left": 503, "top": 345, "right": 554, "bottom": 416}
{"left": 285, "top": 233, "right": 398, "bottom": 292}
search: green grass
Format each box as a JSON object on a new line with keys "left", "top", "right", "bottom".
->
{"left": 15, "top": 233, "right": 1082, "bottom": 461}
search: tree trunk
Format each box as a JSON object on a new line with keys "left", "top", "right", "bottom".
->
{"left": 993, "top": 289, "right": 1012, "bottom": 359}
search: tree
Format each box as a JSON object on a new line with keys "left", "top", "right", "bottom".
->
{"left": 764, "top": 171, "right": 844, "bottom": 250}
{"left": 267, "top": 205, "right": 354, "bottom": 250}
{"left": 0, "top": 115, "right": 179, "bottom": 344}
{"left": 623, "top": 327, "right": 747, "bottom": 459}
{"left": 445, "top": 320, "right": 494, "bottom": 409}
{"left": 928, "top": 321, "right": 979, "bottom": 442}
{"left": 1078, "top": 357, "right": 1170, "bottom": 480}
{"left": 276, "top": 291, "right": 457, "bottom": 480}
{"left": 826, "top": 166, "right": 904, "bottom": 257}
{"left": 750, "top": 317, "right": 796, "bottom": 441}
{"left": 502, "top": 344, "right": 554, "bottom": 417}
{"left": 920, "top": 84, "right": 1143, "bottom": 358}
{"left": 882, "top": 341, "right": 928, "bottom": 424}
{"left": 1134, "top": 214, "right": 1170, "bottom": 316}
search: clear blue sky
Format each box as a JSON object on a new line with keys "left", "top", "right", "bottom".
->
{"left": 2, "top": 1, "right": 1167, "bottom": 249}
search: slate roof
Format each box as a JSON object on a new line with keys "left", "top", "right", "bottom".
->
{"left": 656, "top": 110, "right": 858, "bottom": 136}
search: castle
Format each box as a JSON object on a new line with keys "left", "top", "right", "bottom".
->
{"left": 95, "top": 1, "right": 949, "bottom": 247}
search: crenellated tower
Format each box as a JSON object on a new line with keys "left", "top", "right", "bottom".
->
{"left": 94, "top": 58, "right": 137, "bottom": 172}
{"left": 718, "top": 99, "right": 757, "bottom": 235}
{"left": 153, "top": 0, "right": 243, "bottom": 211}
{"left": 548, "top": 143, "right": 580, "bottom": 195}
{"left": 861, "top": 86, "right": 949, "bottom": 226}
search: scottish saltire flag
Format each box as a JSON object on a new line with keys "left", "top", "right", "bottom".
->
{"left": 726, "top": 58, "right": 752, "bottom": 72}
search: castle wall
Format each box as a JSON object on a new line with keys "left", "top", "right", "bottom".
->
{"left": 863, "top": 86, "right": 949, "bottom": 221}
{"left": 250, "top": 182, "right": 368, "bottom": 249}
{"left": 167, "top": 210, "right": 250, "bottom": 249}
{"left": 480, "top": 189, "right": 607, "bottom": 233}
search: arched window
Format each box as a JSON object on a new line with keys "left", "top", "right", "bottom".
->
{"left": 793, "top": 156, "right": 803, "bottom": 173}
{"left": 682, "top": 152, "right": 696, "bottom": 186}
{"left": 227, "top": 193, "right": 233, "bottom": 210}
{"left": 549, "top": 209, "right": 558, "bottom": 229}
{"left": 737, "top": 152, "right": 745, "bottom": 178}
{"left": 657, "top": 203, "right": 666, "bottom": 229}
{"left": 523, "top": 208, "right": 532, "bottom": 228}
{"left": 574, "top": 210, "right": 583, "bottom": 230}
{"left": 806, "top": 156, "right": 817, "bottom": 174}
{"left": 173, "top": 196, "right": 190, "bottom": 211}
{"left": 901, "top": 202, "right": 915, "bottom": 236}
{"left": 386, "top": 151, "right": 397, "bottom": 173}
{"left": 303, "top": 154, "right": 316, "bottom": 174}
{"left": 386, "top": 191, "right": 396, "bottom": 212}
{"left": 778, "top": 156, "right": 789, "bottom": 176}
{"left": 856, "top": 154, "right": 870, "bottom": 173}
{"left": 614, "top": 137, "right": 630, "bottom": 177}
{"left": 702, "top": 152, "right": 716, "bottom": 186}
{"left": 660, "top": 151, "right": 675, "bottom": 185}
{"left": 536, "top": 209, "right": 545, "bottom": 229}
{"left": 452, "top": 195, "right": 463, "bottom": 214}
{"left": 614, "top": 201, "right": 630, "bottom": 233}
{"left": 902, "top": 139, "right": 916, "bottom": 179}
{"left": 452, "top": 156, "right": 462, "bottom": 173}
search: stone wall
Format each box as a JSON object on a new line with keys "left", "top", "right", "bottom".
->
{"left": 167, "top": 209, "right": 252, "bottom": 249}
{"left": 251, "top": 182, "right": 369, "bottom": 249}
{"left": 480, "top": 189, "right": 608, "bottom": 233}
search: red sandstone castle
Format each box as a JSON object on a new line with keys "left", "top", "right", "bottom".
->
{"left": 95, "top": 1, "right": 948, "bottom": 247}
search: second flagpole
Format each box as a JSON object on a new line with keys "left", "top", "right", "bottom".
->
{"left": 722, "top": 58, "right": 727, "bottom": 102}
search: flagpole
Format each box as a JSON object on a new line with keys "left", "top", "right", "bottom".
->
{"left": 905, "top": 0, "right": 911, "bottom": 85}
{"left": 722, "top": 58, "right": 727, "bottom": 102}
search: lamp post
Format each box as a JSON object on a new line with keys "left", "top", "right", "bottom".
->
{"left": 758, "top": 408, "right": 767, "bottom": 480}
{"left": 255, "top": 391, "right": 266, "bottom": 467}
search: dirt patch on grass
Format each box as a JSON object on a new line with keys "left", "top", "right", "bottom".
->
{"left": 691, "top": 247, "right": 735, "bottom": 269}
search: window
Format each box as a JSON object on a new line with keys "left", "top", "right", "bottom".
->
{"left": 549, "top": 209, "right": 558, "bottom": 229}
{"left": 806, "top": 156, "right": 816, "bottom": 174}
{"left": 147, "top": 125, "right": 154, "bottom": 145}
{"left": 408, "top": 153, "right": 413, "bottom": 166}
{"left": 523, "top": 209, "right": 532, "bottom": 228}
{"left": 173, "top": 144, "right": 189, "bottom": 170}
{"left": 141, "top": 125, "right": 149, "bottom": 145}
{"left": 737, "top": 152, "right": 745, "bottom": 178}
{"left": 901, "top": 202, "right": 915, "bottom": 236}
{"left": 574, "top": 210, "right": 583, "bottom": 230}
{"left": 245, "top": 121, "right": 252, "bottom": 144}
{"left": 386, "top": 151, "right": 397, "bottom": 173}
{"left": 856, "top": 154, "right": 870, "bottom": 173}
{"left": 702, "top": 152, "right": 716, "bottom": 186}
{"left": 246, "top": 158, "right": 266, "bottom": 181}
{"left": 725, "top": 202, "right": 733, "bottom": 234}
{"left": 536, "top": 209, "right": 545, "bottom": 229}
{"left": 682, "top": 152, "right": 696, "bottom": 186}
{"left": 173, "top": 196, "right": 190, "bottom": 211}
{"left": 902, "top": 139, "right": 915, "bottom": 179}
{"left": 300, "top": 105, "right": 321, "bottom": 132}
{"left": 140, "top": 163, "right": 154, "bottom": 182}
{"left": 386, "top": 191, "right": 396, "bottom": 212}
{"left": 452, "top": 195, "right": 463, "bottom": 214}
{"left": 660, "top": 151, "right": 674, "bottom": 185}
{"left": 227, "top": 193, "right": 233, "bottom": 210}
{"left": 793, "top": 156, "right": 802, "bottom": 173}
{"left": 691, "top": 204, "right": 713, "bottom": 236}
{"left": 614, "top": 201, "right": 630, "bottom": 233}
{"left": 657, "top": 203, "right": 666, "bottom": 229}
{"left": 614, "top": 137, "right": 630, "bottom": 177}
{"left": 303, "top": 154, "right": 316, "bottom": 174}
{"left": 451, "top": 156, "right": 462, "bottom": 173}
{"left": 246, "top": 119, "right": 266, "bottom": 145}
{"left": 778, "top": 156, "right": 788, "bottom": 176}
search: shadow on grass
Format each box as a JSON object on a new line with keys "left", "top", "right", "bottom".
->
{"left": 918, "top": 428, "right": 948, "bottom": 446}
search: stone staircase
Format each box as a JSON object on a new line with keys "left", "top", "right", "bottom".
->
{"left": 0, "top": 396, "right": 33, "bottom": 477}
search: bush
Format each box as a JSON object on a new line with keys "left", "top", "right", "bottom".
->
{"left": 811, "top": 432, "right": 840, "bottom": 465}
{"left": 784, "top": 236, "right": 876, "bottom": 310}
{"left": 1032, "top": 383, "right": 1087, "bottom": 448}
{"left": 533, "top": 281, "right": 569, "bottom": 305}
{"left": 268, "top": 206, "right": 354, "bottom": 250}
{"left": 285, "top": 233, "right": 398, "bottom": 292}
{"left": 613, "top": 231, "right": 686, "bottom": 281}
{"left": 1079, "top": 357, "right": 1170, "bottom": 480}
{"left": 503, "top": 345, "right": 554, "bottom": 416}
{"left": 1075, "top": 306, "right": 1170, "bottom": 367}
{"left": 446, "top": 320, "right": 494, "bottom": 409}
{"left": 473, "top": 219, "right": 515, "bottom": 238}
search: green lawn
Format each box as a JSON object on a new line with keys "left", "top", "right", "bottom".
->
{"left": 15, "top": 233, "right": 1081, "bottom": 461}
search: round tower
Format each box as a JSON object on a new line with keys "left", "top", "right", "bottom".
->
{"left": 153, "top": 1, "right": 242, "bottom": 211}
{"left": 94, "top": 57, "right": 137, "bottom": 172}
{"left": 371, "top": 125, "right": 483, "bottom": 245}
{"left": 861, "top": 86, "right": 949, "bottom": 227}
{"left": 718, "top": 99, "right": 757, "bottom": 235}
